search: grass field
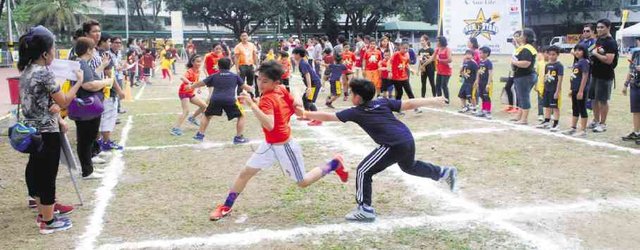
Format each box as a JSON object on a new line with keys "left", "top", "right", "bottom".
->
{"left": 0, "top": 54, "right": 639, "bottom": 249}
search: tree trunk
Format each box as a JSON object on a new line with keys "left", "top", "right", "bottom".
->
{"left": 296, "top": 18, "right": 302, "bottom": 40}
{"left": 0, "top": 0, "right": 5, "bottom": 21}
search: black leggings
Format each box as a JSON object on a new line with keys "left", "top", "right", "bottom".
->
{"left": 571, "top": 91, "right": 588, "bottom": 118}
{"left": 435, "top": 74, "right": 450, "bottom": 100}
{"left": 76, "top": 117, "right": 101, "bottom": 177}
{"left": 421, "top": 69, "right": 436, "bottom": 97}
{"left": 393, "top": 80, "right": 415, "bottom": 100}
{"left": 505, "top": 77, "right": 515, "bottom": 106}
{"left": 356, "top": 141, "right": 442, "bottom": 206}
{"left": 26, "top": 132, "right": 61, "bottom": 205}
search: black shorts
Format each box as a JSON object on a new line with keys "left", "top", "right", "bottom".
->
{"left": 282, "top": 78, "right": 290, "bottom": 88}
{"left": 381, "top": 78, "right": 393, "bottom": 91}
{"left": 143, "top": 68, "right": 151, "bottom": 76}
{"left": 631, "top": 85, "right": 640, "bottom": 113}
{"left": 543, "top": 91, "right": 558, "bottom": 108}
{"left": 205, "top": 101, "right": 244, "bottom": 120}
{"left": 330, "top": 80, "right": 342, "bottom": 96}
{"left": 458, "top": 82, "right": 472, "bottom": 99}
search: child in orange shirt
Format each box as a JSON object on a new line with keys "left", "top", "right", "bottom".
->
{"left": 209, "top": 61, "right": 348, "bottom": 221}
{"left": 170, "top": 55, "right": 207, "bottom": 136}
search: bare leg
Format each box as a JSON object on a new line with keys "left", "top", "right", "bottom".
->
{"left": 36, "top": 197, "right": 55, "bottom": 222}
{"left": 544, "top": 108, "right": 551, "bottom": 119}
{"left": 634, "top": 113, "right": 640, "bottom": 132}
{"left": 229, "top": 167, "right": 261, "bottom": 193}
{"left": 552, "top": 108, "right": 560, "bottom": 121}
{"left": 571, "top": 116, "right": 579, "bottom": 129}
{"left": 600, "top": 101, "right": 609, "bottom": 124}
{"left": 592, "top": 101, "right": 600, "bottom": 123}
{"left": 579, "top": 117, "right": 588, "bottom": 132}
{"left": 198, "top": 116, "right": 212, "bottom": 134}
{"left": 190, "top": 97, "right": 207, "bottom": 119}
{"left": 236, "top": 116, "right": 246, "bottom": 137}
{"left": 174, "top": 98, "right": 190, "bottom": 129}
{"left": 297, "top": 167, "right": 327, "bottom": 188}
{"left": 519, "top": 109, "right": 530, "bottom": 123}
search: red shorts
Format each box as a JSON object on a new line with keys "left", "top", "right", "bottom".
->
{"left": 179, "top": 93, "right": 195, "bottom": 99}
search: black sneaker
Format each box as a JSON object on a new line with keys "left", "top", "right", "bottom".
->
{"left": 621, "top": 132, "right": 640, "bottom": 141}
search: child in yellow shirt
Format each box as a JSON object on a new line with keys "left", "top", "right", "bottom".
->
{"left": 161, "top": 53, "right": 174, "bottom": 82}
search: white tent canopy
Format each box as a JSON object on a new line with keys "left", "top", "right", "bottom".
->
{"left": 617, "top": 23, "right": 640, "bottom": 40}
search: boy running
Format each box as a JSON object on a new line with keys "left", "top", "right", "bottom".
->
{"left": 209, "top": 61, "right": 348, "bottom": 221}
{"left": 474, "top": 46, "right": 494, "bottom": 119}
{"left": 325, "top": 55, "right": 348, "bottom": 108}
{"left": 303, "top": 78, "right": 457, "bottom": 221}
{"left": 292, "top": 47, "right": 323, "bottom": 126}
{"left": 188, "top": 58, "right": 253, "bottom": 143}
{"left": 537, "top": 46, "right": 564, "bottom": 132}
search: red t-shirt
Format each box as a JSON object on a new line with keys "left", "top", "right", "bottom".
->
{"left": 179, "top": 68, "right": 199, "bottom": 96}
{"left": 435, "top": 47, "right": 452, "bottom": 76}
{"left": 391, "top": 51, "right": 410, "bottom": 81}
{"left": 341, "top": 51, "right": 356, "bottom": 72}
{"left": 379, "top": 58, "right": 390, "bottom": 79}
{"left": 365, "top": 49, "right": 381, "bottom": 71}
{"left": 142, "top": 54, "right": 154, "bottom": 68}
{"left": 280, "top": 59, "right": 291, "bottom": 79}
{"left": 323, "top": 55, "right": 334, "bottom": 65}
{"left": 204, "top": 52, "right": 222, "bottom": 75}
{"left": 259, "top": 85, "right": 295, "bottom": 144}
{"left": 356, "top": 45, "right": 368, "bottom": 68}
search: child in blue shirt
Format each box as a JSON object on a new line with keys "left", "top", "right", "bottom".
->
{"left": 325, "top": 55, "right": 348, "bottom": 109}
{"left": 303, "top": 78, "right": 457, "bottom": 222}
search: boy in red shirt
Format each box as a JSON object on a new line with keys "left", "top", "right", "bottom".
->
{"left": 391, "top": 42, "right": 420, "bottom": 113}
{"left": 203, "top": 43, "right": 224, "bottom": 76}
{"left": 341, "top": 43, "right": 357, "bottom": 100}
{"left": 209, "top": 61, "right": 349, "bottom": 221}
{"left": 279, "top": 51, "right": 292, "bottom": 92}
{"left": 379, "top": 50, "right": 392, "bottom": 98}
{"left": 364, "top": 40, "right": 382, "bottom": 95}
{"left": 141, "top": 49, "right": 155, "bottom": 84}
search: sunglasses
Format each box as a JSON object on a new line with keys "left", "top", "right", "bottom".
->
{"left": 583, "top": 30, "right": 591, "bottom": 33}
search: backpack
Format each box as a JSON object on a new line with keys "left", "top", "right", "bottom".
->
{"left": 8, "top": 122, "right": 43, "bottom": 154}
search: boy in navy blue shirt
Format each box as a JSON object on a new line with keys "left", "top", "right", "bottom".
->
{"left": 325, "top": 55, "right": 348, "bottom": 109}
{"left": 187, "top": 58, "right": 255, "bottom": 143}
{"left": 303, "top": 78, "right": 457, "bottom": 222}
{"left": 474, "top": 47, "right": 494, "bottom": 119}
{"left": 458, "top": 50, "right": 478, "bottom": 113}
{"left": 537, "top": 46, "right": 564, "bottom": 132}
{"left": 292, "top": 47, "right": 323, "bottom": 126}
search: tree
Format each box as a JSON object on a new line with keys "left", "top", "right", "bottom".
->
{"left": 285, "top": 0, "right": 323, "bottom": 38}
{"left": 166, "top": 0, "right": 285, "bottom": 39}
{"left": 525, "top": 0, "right": 621, "bottom": 28}
{"left": 340, "top": 0, "right": 399, "bottom": 36}
{"left": 14, "top": 0, "right": 96, "bottom": 40}
{"left": 399, "top": 0, "right": 438, "bottom": 24}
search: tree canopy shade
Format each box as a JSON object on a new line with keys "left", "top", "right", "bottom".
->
{"left": 11, "top": 0, "right": 97, "bottom": 40}
{"left": 166, "top": 0, "right": 285, "bottom": 39}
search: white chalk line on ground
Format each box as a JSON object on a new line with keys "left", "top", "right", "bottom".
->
{"left": 76, "top": 116, "right": 134, "bottom": 250}
{"left": 423, "top": 107, "right": 640, "bottom": 155}
{"left": 0, "top": 112, "right": 11, "bottom": 121}
{"left": 135, "top": 97, "right": 175, "bottom": 101}
{"left": 306, "top": 124, "right": 561, "bottom": 249}
{"left": 94, "top": 197, "right": 640, "bottom": 249}
{"left": 133, "top": 82, "right": 147, "bottom": 100}
{"left": 125, "top": 127, "right": 509, "bottom": 152}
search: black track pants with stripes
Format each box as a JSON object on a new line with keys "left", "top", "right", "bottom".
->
{"left": 356, "top": 140, "right": 443, "bottom": 206}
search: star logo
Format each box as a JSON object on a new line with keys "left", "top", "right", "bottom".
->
{"left": 463, "top": 8, "right": 499, "bottom": 40}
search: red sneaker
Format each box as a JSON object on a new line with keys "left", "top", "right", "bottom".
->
{"left": 54, "top": 203, "right": 74, "bottom": 215}
{"left": 210, "top": 205, "right": 232, "bottom": 221}
{"left": 333, "top": 154, "right": 349, "bottom": 183}
{"left": 307, "top": 120, "right": 323, "bottom": 126}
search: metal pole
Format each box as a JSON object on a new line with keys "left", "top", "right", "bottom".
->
{"left": 125, "top": 0, "right": 130, "bottom": 40}
{"left": 7, "top": 0, "right": 13, "bottom": 46}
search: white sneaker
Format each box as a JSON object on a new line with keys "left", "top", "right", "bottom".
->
{"left": 593, "top": 124, "right": 607, "bottom": 133}
{"left": 550, "top": 124, "right": 560, "bottom": 132}
{"left": 537, "top": 115, "right": 544, "bottom": 122}
{"left": 91, "top": 156, "right": 107, "bottom": 165}
{"left": 573, "top": 131, "right": 587, "bottom": 137}
{"left": 536, "top": 122, "right": 550, "bottom": 129}
{"left": 561, "top": 128, "right": 576, "bottom": 135}
{"left": 98, "top": 151, "right": 112, "bottom": 157}
{"left": 587, "top": 121, "right": 598, "bottom": 129}
{"left": 82, "top": 172, "right": 104, "bottom": 180}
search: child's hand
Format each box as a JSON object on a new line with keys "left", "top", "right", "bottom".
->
{"left": 238, "top": 92, "right": 254, "bottom": 105}
{"left": 49, "top": 104, "right": 61, "bottom": 114}
{"left": 554, "top": 92, "right": 559, "bottom": 99}
{"left": 485, "top": 85, "right": 490, "bottom": 92}
{"left": 577, "top": 91, "right": 584, "bottom": 100}
{"left": 295, "top": 106, "right": 305, "bottom": 117}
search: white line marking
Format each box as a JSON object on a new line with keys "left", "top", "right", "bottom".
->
{"left": 76, "top": 116, "right": 134, "bottom": 250}
{"left": 0, "top": 112, "right": 11, "bottom": 121}
{"left": 423, "top": 107, "right": 640, "bottom": 155}
{"left": 133, "top": 83, "right": 147, "bottom": 100}
{"left": 125, "top": 127, "right": 508, "bottom": 151}
{"left": 135, "top": 97, "right": 174, "bottom": 101}
{"left": 95, "top": 197, "right": 640, "bottom": 249}
{"left": 132, "top": 112, "right": 181, "bottom": 117}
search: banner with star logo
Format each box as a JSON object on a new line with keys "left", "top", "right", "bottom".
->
{"left": 441, "top": 0, "right": 523, "bottom": 54}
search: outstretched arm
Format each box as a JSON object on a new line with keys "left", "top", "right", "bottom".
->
{"left": 400, "top": 96, "right": 448, "bottom": 111}
{"left": 303, "top": 111, "right": 340, "bottom": 122}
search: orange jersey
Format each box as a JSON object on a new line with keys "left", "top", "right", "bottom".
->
{"left": 204, "top": 52, "right": 223, "bottom": 75}
{"left": 179, "top": 68, "right": 199, "bottom": 95}
{"left": 234, "top": 42, "right": 257, "bottom": 66}
{"left": 341, "top": 51, "right": 356, "bottom": 72}
{"left": 391, "top": 51, "right": 410, "bottom": 81}
{"left": 259, "top": 85, "right": 295, "bottom": 144}
{"left": 365, "top": 49, "right": 382, "bottom": 71}
{"left": 280, "top": 58, "right": 291, "bottom": 79}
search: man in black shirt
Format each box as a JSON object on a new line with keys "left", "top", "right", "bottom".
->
{"left": 589, "top": 19, "right": 618, "bottom": 133}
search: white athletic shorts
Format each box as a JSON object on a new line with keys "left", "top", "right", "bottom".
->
{"left": 99, "top": 97, "right": 118, "bottom": 132}
{"left": 246, "top": 140, "right": 306, "bottom": 183}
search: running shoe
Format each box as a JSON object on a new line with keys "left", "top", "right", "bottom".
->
{"left": 233, "top": 135, "right": 249, "bottom": 145}
{"left": 54, "top": 203, "right": 74, "bottom": 215}
{"left": 345, "top": 205, "right": 376, "bottom": 222}
{"left": 562, "top": 128, "right": 577, "bottom": 136}
{"left": 458, "top": 106, "right": 470, "bottom": 113}
{"left": 587, "top": 121, "right": 599, "bottom": 130}
{"left": 91, "top": 156, "right": 107, "bottom": 165}
{"left": 333, "top": 154, "right": 349, "bottom": 183}
{"left": 39, "top": 217, "right": 72, "bottom": 235}
{"left": 621, "top": 132, "right": 640, "bottom": 141}
{"left": 593, "top": 124, "right": 607, "bottom": 133}
{"left": 188, "top": 116, "right": 201, "bottom": 127}
{"left": 536, "top": 122, "right": 551, "bottom": 129}
{"left": 440, "top": 166, "right": 458, "bottom": 192}
{"left": 36, "top": 214, "right": 70, "bottom": 227}
{"left": 170, "top": 127, "right": 184, "bottom": 136}
{"left": 307, "top": 120, "right": 323, "bottom": 126}
{"left": 414, "top": 108, "right": 423, "bottom": 113}
{"left": 28, "top": 197, "right": 37, "bottom": 209}
{"left": 193, "top": 132, "right": 205, "bottom": 142}
{"left": 82, "top": 172, "right": 104, "bottom": 180}
{"left": 210, "top": 205, "right": 232, "bottom": 221}
{"left": 484, "top": 113, "right": 492, "bottom": 120}
{"left": 101, "top": 140, "right": 124, "bottom": 151}
{"left": 326, "top": 102, "right": 336, "bottom": 109}
{"left": 550, "top": 124, "right": 560, "bottom": 132}
{"left": 474, "top": 112, "right": 486, "bottom": 118}
{"left": 573, "top": 131, "right": 587, "bottom": 137}
{"left": 537, "top": 115, "right": 544, "bottom": 121}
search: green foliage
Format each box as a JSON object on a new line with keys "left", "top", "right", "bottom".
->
{"left": 12, "top": 0, "right": 98, "bottom": 39}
